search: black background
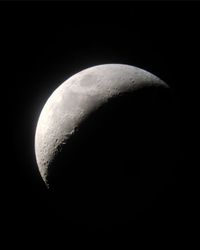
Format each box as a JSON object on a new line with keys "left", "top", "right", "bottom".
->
{"left": 1, "top": 1, "right": 196, "bottom": 247}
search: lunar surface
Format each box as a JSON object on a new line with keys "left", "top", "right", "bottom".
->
{"left": 35, "top": 64, "right": 167, "bottom": 184}
{"left": 35, "top": 64, "right": 173, "bottom": 225}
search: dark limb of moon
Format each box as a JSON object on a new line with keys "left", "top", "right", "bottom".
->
{"left": 48, "top": 87, "right": 174, "bottom": 225}
{"left": 35, "top": 64, "right": 176, "bottom": 227}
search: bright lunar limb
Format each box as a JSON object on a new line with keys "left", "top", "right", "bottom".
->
{"left": 35, "top": 64, "right": 168, "bottom": 186}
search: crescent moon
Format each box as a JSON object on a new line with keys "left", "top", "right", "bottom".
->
{"left": 35, "top": 64, "right": 168, "bottom": 186}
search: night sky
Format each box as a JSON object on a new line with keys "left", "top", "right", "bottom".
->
{"left": 1, "top": 1, "right": 196, "bottom": 247}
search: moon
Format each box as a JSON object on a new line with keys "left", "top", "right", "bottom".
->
{"left": 35, "top": 64, "right": 172, "bottom": 225}
{"left": 35, "top": 64, "right": 167, "bottom": 184}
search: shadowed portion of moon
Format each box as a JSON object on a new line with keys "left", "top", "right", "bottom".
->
{"left": 47, "top": 86, "right": 176, "bottom": 227}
